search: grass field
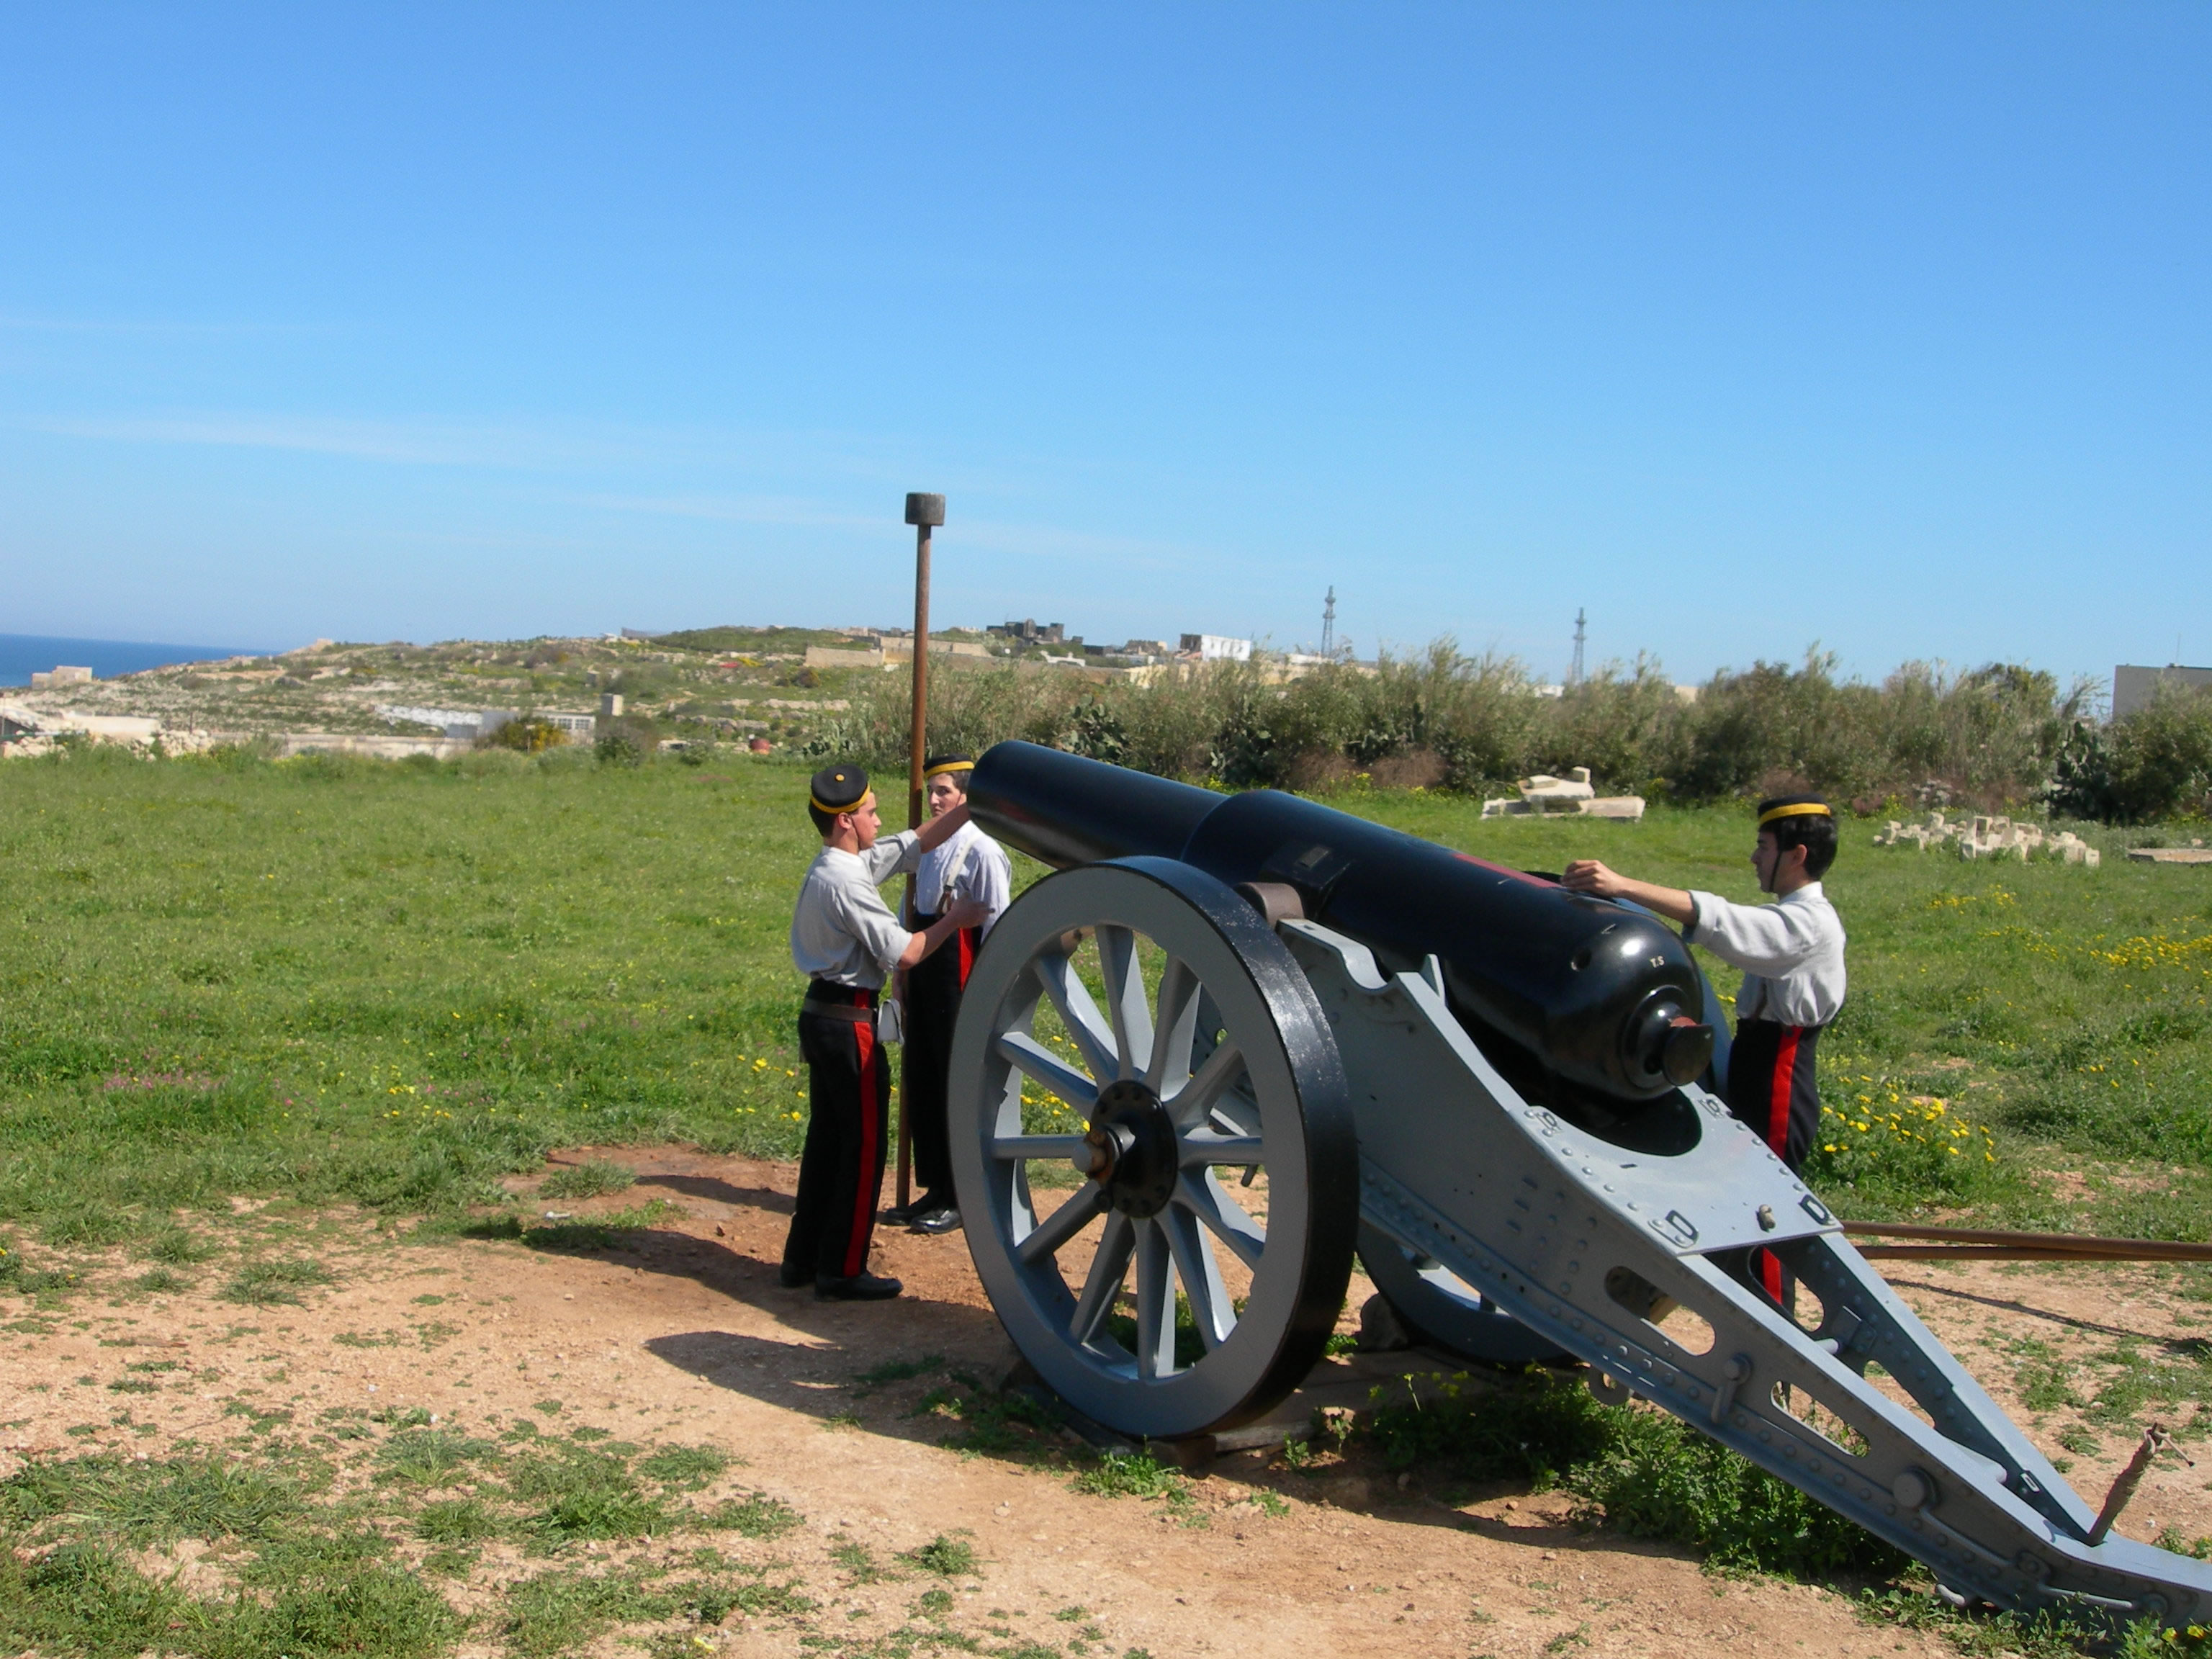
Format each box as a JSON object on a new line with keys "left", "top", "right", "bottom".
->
{"left": 3, "top": 745, "right": 2208, "bottom": 1252}
{"left": 6, "top": 746, "right": 2212, "bottom": 1657}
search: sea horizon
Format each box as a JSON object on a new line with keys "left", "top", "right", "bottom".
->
{"left": 0, "top": 632, "right": 272, "bottom": 688}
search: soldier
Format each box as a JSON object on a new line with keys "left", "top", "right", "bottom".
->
{"left": 889, "top": 753, "right": 1014, "bottom": 1236}
{"left": 1560, "top": 793, "right": 1845, "bottom": 1174}
{"left": 783, "top": 763, "right": 986, "bottom": 1301}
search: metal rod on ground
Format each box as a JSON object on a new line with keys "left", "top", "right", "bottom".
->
{"left": 2089, "top": 1423, "right": 2170, "bottom": 1545}
{"left": 894, "top": 491, "right": 945, "bottom": 1214}
{"left": 1844, "top": 1220, "right": 2212, "bottom": 1265}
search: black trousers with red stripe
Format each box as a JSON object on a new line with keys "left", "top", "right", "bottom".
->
{"left": 783, "top": 990, "right": 891, "bottom": 1282}
{"left": 1724, "top": 1017, "right": 1826, "bottom": 1173}
{"left": 1726, "top": 1017, "right": 1826, "bottom": 1305}
{"left": 902, "top": 912, "right": 980, "bottom": 1201}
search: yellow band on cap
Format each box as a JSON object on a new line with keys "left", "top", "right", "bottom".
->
{"left": 1758, "top": 801, "right": 1833, "bottom": 827}
{"left": 811, "top": 788, "right": 875, "bottom": 816}
{"left": 923, "top": 759, "right": 975, "bottom": 780}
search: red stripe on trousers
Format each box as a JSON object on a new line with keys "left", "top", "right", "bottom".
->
{"left": 1761, "top": 1027, "right": 1802, "bottom": 1302}
{"left": 845, "top": 1019, "right": 878, "bottom": 1277}
{"left": 956, "top": 927, "right": 976, "bottom": 988}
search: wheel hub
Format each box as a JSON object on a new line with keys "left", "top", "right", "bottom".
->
{"left": 1083, "top": 1078, "right": 1180, "bottom": 1219}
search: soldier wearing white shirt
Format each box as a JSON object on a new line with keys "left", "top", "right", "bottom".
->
{"left": 781, "top": 763, "right": 986, "bottom": 1301}
{"left": 1561, "top": 794, "right": 1845, "bottom": 1173}
{"left": 889, "top": 754, "right": 1015, "bottom": 1236}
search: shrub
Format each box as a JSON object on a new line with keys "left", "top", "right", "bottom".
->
{"left": 594, "top": 718, "right": 655, "bottom": 768}
{"left": 805, "top": 638, "right": 2111, "bottom": 811}
{"left": 484, "top": 718, "right": 570, "bottom": 754}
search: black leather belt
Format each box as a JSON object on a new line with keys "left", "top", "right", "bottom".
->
{"left": 801, "top": 983, "right": 880, "bottom": 1023}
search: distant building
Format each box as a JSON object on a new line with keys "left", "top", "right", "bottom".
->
{"left": 988, "top": 619, "right": 1066, "bottom": 645}
{"left": 372, "top": 703, "right": 592, "bottom": 741}
{"left": 2114, "top": 664, "right": 2212, "bottom": 719}
{"left": 28, "top": 665, "right": 93, "bottom": 688}
{"left": 1180, "top": 634, "right": 1252, "bottom": 662}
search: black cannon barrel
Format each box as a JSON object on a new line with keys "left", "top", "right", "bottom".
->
{"left": 969, "top": 741, "right": 1713, "bottom": 1106}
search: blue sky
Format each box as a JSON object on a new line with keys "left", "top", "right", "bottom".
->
{"left": 3, "top": 5, "right": 2207, "bottom": 687}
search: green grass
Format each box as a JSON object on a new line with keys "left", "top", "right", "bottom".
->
{"left": 536, "top": 1158, "right": 637, "bottom": 1200}
{"left": 378, "top": 1426, "right": 500, "bottom": 1485}
{"left": 501, "top": 1568, "right": 676, "bottom": 1658}
{"left": 1068, "top": 1451, "right": 1191, "bottom": 1507}
{"left": 1362, "top": 1367, "right": 1901, "bottom": 1580}
{"left": 0, "top": 1406, "right": 940, "bottom": 1659}
{"left": 0, "top": 747, "right": 823, "bottom": 1253}
{"left": 900, "top": 1534, "right": 979, "bottom": 1577}
{"left": 703, "top": 1490, "right": 804, "bottom": 1538}
{"left": 220, "top": 1256, "right": 335, "bottom": 1305}
{"left": 636, "top": 1442, "right": 733, "bottom": 1491}
{"left": 1, "top": 1452, "right": 302, "bottom": 1544}
{"left": 4, "top": 748, "right": 2206, "bottom": 1260}
{"left": 6, "top": 747, "right": 2212, "bottom": 1654}
{"left": 4, "top": 749, "right": 2209, "bottom": 1251}
{"left": 505, "top": 1441, "right": 672, "bottom": 1542}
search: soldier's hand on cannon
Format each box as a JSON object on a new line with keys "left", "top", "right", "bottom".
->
{"left": 1563, "top": 860, "right": 1696, "bottom": 925}
{"left": 1562, "top": 858, "right": 1624, "bottom": 897}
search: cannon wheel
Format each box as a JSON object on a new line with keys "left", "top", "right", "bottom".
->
{"left": 1357, "top": 1223, "right": 1573, "bottom": 1367}
{"left": 948, "top": 857, "right": 1359, "bottom": 1439}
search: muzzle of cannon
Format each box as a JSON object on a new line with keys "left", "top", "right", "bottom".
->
{"left": 944, "top": 742, "right": 2212, "bottom": 1624}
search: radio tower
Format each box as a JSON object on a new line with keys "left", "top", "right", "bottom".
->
{"left": 1321, "top": 586, "right": 1337, "bottom": 657}
{"left": 1569, "top": 607, "right": 1586, "bottom": 686}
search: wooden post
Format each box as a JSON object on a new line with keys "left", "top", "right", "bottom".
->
{"left": 896, "top": 493, "right": 945, "bottom": 1213}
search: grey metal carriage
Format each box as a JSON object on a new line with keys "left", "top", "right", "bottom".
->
{"left": 940, "top": 741, "right": 2212, "bottom": 1625}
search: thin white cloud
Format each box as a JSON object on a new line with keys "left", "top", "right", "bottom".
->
{"left": 24, "top": 413, "right": 635, "bottom": 469}
{"left": 564, "top": 490, "right": 884, "bottom": 531}
{"left": 952, "top": 516, "right": 1201, "bottom": 572}
{"left": 0, "top": 314, "right": 335, "bottom": 336}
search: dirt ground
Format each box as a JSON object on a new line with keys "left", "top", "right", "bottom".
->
{"left": 6, "top": 1147, "right": 2211, "bottom": 1658}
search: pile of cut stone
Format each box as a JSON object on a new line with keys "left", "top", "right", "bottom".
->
{"left": 1872, "top": 811, "right": 2100, "bottom": 866}
{"left": 1480, "top": 766, "right": 1647, "bottom": 822}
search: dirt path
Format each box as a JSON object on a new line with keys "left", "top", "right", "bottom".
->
{"left": 6, "top": 1147, "right": 2206, "bottom": 1657}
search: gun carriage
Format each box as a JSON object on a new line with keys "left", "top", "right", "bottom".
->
{"left": 944, "top": 741, "right": 2212, "bottom": 1622}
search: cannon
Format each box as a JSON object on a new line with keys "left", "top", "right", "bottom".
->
{"left": 945, "top": 741, "right": 2212, "bottom": 1622}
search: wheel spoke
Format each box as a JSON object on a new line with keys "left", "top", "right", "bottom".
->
{"left": 1176, "top": 1171, "right": 1267, "bottom": 1271}
{"left": 1164, "top": 1038, "right": 1245, "bottom": 1128}
{"left": 1035, "top": 954, "right": 1119, "bottom": 1084}
{"left": 1070, "top": 1211, "right": 1135, "bottom": 1346}
{"left": 992, "top": 1133, "right": 1091, "bottom": 1163}
{"left": 1179, "top": 1132, "right": 1264, "bottom": 1168}
{"left": 1146, "top": 958, "right": 1202, "bottom": 1098}
{"left": 1162, "top": 1203, "right": 1235, "bottom": 1350}
{"left": 1134, "top": 1220, "right": 1177, "bottom": 1379}
{"left": 997, "top": 1031, "right": 1100, "bottom": 1115}
{"left": 1208, "top": 1092, "right": 1262, "bottom": 1138}
{"left": 1009, "top": 1158, "right": 1037, "bottom": 1242}
{"left": 1017, "top": 1182, "right": 1107, "bottom": 1266}
{"left": 1095, "top": 925, "right": 1152, "bottom": 1081}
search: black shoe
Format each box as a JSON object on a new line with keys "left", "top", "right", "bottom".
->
{"left": 880, "top": 1200, "right": 919, "bottom": 1226}
{"left": 816, "top": 1272, "right": 902, "bottom": 1301}
{"left": 777, "top": 1263, "right": 811, "bottom": 1289}
{"left": 910, "top": 1206, "right": 962, "bottom": 1236}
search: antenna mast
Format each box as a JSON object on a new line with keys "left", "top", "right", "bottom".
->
{"left": 1569, "top": 607, "right": 1586, "bottom": 687}
{"left": 1321, "top": 586, "right": 1337, "bottom": 657}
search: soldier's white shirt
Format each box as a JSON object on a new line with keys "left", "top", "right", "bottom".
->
{"left": 789, "top": 830, "right": 921, "bottom": 989}
{"left": 1683, "top": 880, "right": 1846, "bottom": 1028}
{"left": 915, "top": 820, "right": 1012, "bottom": 936}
